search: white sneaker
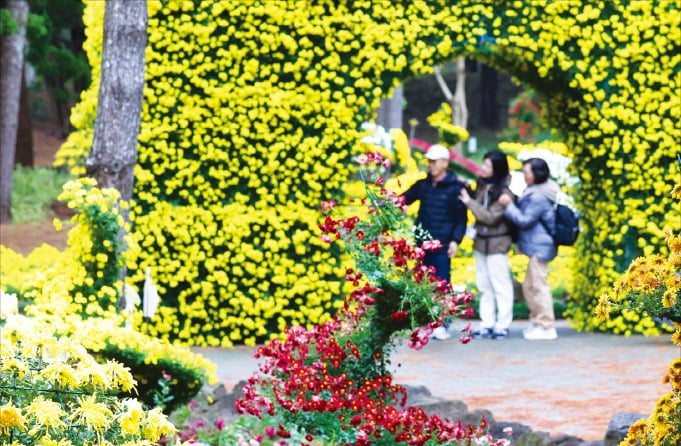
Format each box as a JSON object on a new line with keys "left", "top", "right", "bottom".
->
{"left": 522, "top": 323, "right": 535, "bottom": 335}
{"left": 431, "top": 326, "right": 451, "bottom": 340}
{"left": 523, "top": 326, "right": 557, "bottom": 340}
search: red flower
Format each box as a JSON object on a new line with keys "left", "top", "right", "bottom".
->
{"left": 421, "top": 240, "right": 442, "bottom": 251}
{"left": 321, "top": 200, "right": 337, "bottom": 212}
{"left": 390, "top": 310, "right": 408, "bottom": 321}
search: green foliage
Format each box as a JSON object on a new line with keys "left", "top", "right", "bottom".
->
{"left": 497, "top": 90, "right": 546, "bottom": 143}
{"left": 94, "top": 345, "right": 204, "bottom": 414}
{"left": 11, "top": 165, "right": 73, "bottom": 223}
{"left": 0, "top": 6, "right": 17, "bottom": 35}
{"left": 173, "top": 411, "right": 314, "bottom": 446}
{"left": 26, "top": 0, "right": 90, "bottom": 104}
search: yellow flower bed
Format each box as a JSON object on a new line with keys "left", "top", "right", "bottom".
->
{"left": 55, "top": 1, "right": 679, "bottom": 343}
{"left": 0, "top": 313, "right": 179, "bottom": 445}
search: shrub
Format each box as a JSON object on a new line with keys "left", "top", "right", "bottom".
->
{"left": 1, "top": 178, "right": 218, "bottom": 416}
{"left": 0, "top": 313, "right": 177, "bottom": 445}
{"left": 234, "top": 153, "right": 506, "bottom": 445}
{"left": 597, "top": 184, "right": 680, "bottom": 443}
{"left": 57, "top": 1, "right": 680, "bottom": 343}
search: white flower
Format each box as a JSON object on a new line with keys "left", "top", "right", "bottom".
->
{"left": 0, "top": 290, "right": 18, "bottom": 319}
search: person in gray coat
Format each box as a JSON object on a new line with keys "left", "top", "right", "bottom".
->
{"left": 499, "top": 158, "right": 560, "bottom": 340}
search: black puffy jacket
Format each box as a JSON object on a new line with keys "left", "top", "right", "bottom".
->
{"left": 402, "top": 172, "right": 468, "bottom": 247}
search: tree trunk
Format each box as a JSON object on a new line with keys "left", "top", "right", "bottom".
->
{"left": 15, "top": 71, "right": 34, "bottom": 167}
{"left": 85, "top": 0, "right": 147, "bottom": 204}
{"left": 0, "top": 0, "right": 29, "bottom": 223}
{"left": 377, "top": 85, "right": 404, "bottom": 130}
{"left": 451, "top": 57, "right": 468, "bottom": 154}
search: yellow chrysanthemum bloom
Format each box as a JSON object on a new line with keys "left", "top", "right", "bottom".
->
{"left": 141, "top": 407, "right": 176, "bottom": 440}
{"left": 116, "top": 399, "right": 145, "bottom": 436}
{"left": 24, "top": 397, "right": 66, "bottom": 432}
{"left": 595, "top": 294, "right": 612, "bottom": 320}
{"left": 39, "top": 362, "right": 79, "bottom": 388}
{"left": 0, "top": 399, "right": 26, "bottom": 435}
{"left": 69, "top": 394, "right": 113, "bottom": 433}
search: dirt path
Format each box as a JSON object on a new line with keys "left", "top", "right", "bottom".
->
{"left": 1, "top": 125, "right": 70, "bottom": 255}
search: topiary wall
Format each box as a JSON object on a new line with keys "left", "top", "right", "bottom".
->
{"left": 56, "top": 0, "right": 680, "bottom": 344}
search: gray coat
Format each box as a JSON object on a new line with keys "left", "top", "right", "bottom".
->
{"left": 504, "top": 180, "right": 560, "bottom": 262}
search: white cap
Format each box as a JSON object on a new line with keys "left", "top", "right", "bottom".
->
{"left": 425, "top": 144, "right": 451, "bottom": 161}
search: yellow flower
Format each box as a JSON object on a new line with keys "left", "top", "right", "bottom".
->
{"left": 661, "top": 288, "right": 677, "bottom": 308}
{"left": 117, "top": 399, "right": 145, "bottom": 436}
{"left": 594, "top": 294, "right": 612, "bottom": 320}
{"left": 668, "top": 233, "right": 681, "bottom": 254}
{"left": 0, "top": 399, "right": 26, "bottom": 435}
{"left": 35, "top": 437, "right": 70, "bottom": 445}
{"left": 25, "top": 397, "right": 66, "bottom": 432}
{"left": 141, "top": 407, "right": 176, "bottom": 440}
{"left": 672, "top": 324, "right": 681, "bottom": 347}
{"left": 104, "top": 360, "right": 137, "bottom": 393}
{"left": 671, "top": 184, "right": 681, "bottom": 200}
{"left": 69, "top": 394, "right": 113, "bottom": 433}
{"left": 40, "top": 362, "right": 79, "bottom": 388}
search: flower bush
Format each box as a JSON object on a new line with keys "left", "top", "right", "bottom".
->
{"left": 619, "top": 357, "right": 681, "bottom": 446}
{"left": 174, "top": 409, "right": 313, "bottom": 446}
{"left": 0, "top": 179, "right": 218, "bottom": 414}
{"left": 232, "top": 153, "right": 511, "bottom": 446}
{"left": 595, "top": 182, "right": 680, "bottom": 335}
{"left": 426, "top": 103, "right": 470, "bottom": 148}
{"left": 596, "top": 184, "right": 680, "bottom": 443}
{"left": 56, "top": 1, "right": 680, "bottom": 343}
{"left": 0, "top": 313, "right": 177, "bottom": 445}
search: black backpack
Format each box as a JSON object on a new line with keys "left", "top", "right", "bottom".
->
{"left": 504, "top": 191, "right": 520, "bottom": 244}
{"left": 541, "top": 204, "right": 580, "bottom": 246}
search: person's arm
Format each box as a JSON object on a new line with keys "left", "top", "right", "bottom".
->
{"left": 450, "top": 188, "right": 468, "bottom": 244}
{"left": 401, "top": 180, "right": 421, "bottom": 205}
{"left": 446, "top": 195, "right": 467, "bottom": 257}
{"left": 464, "top": 198, "right": 505, "bottom": 226}
{"left": 503, "top": 194, "right": 546, "bottom": 229}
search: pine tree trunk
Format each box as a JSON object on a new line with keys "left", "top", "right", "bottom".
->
{"left": 0, "top": 0, "right": 29, "bottom": 223}
{"left": 85, "top": 0, "right": 147, "bottom": 203}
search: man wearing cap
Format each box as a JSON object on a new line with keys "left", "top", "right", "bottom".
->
{"left": 402, "top": 144, "right": 468, "bottom": 285}
{"left": 402, "top": 144, "right": 468, "bottom": 340}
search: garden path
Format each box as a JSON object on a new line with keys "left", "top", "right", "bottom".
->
{"left": 193, "top": 319, "right": 679, "bottom": 442}
{"left": 0, "top": 124, "right": 70, "bottom": 254}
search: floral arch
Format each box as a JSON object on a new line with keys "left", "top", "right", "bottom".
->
{"left": 57, "top": 0, "right": 680, "bottom": 345}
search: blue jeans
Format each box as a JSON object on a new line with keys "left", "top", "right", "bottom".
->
{"left": 423, "top": 249, "right": 450, "bottom": 284}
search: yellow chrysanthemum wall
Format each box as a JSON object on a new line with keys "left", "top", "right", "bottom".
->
{"left": 56, "top": 0, "right": 680, "bottom": 344}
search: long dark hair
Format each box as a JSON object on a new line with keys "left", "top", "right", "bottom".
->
{"left": 481, "top": 149, "right": 509, "bottom": 203}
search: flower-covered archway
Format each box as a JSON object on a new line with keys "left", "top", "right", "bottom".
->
{"left": 57, "top": 0, "right": 680, "bottom": 344}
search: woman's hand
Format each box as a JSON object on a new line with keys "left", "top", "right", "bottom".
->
{"left": 458, "top": 188, "right": 471, "bottom": 204}
{"left": 498, "top": 193, "right": 513, "bottom": 206}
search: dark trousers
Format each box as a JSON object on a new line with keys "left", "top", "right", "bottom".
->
{"left": 423, "top": 249, "right": 451, "bottom": 284}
